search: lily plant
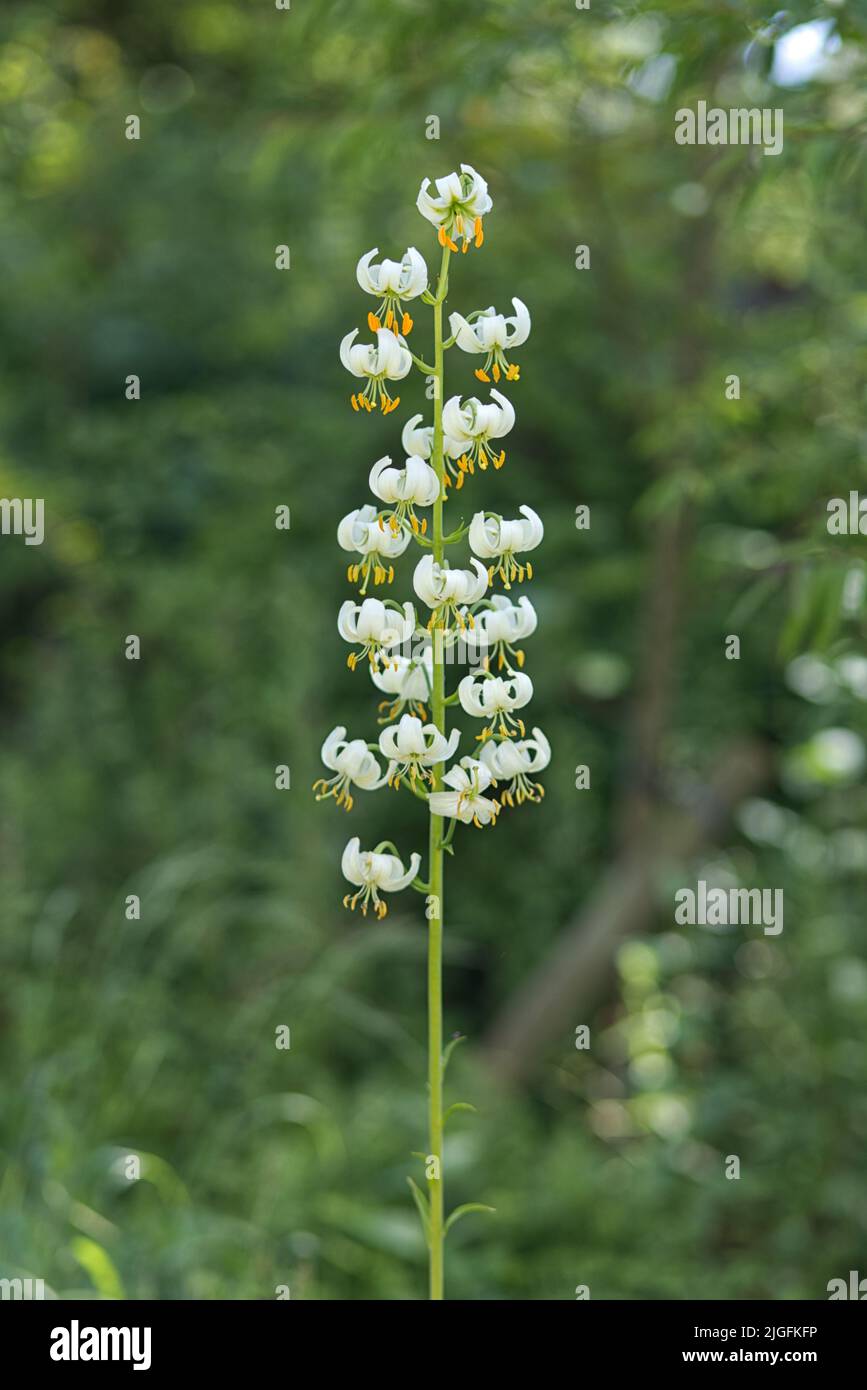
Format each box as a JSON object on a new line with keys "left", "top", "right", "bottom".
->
{"left": 316, "top": 163, "right": 550, "bottom": 1299}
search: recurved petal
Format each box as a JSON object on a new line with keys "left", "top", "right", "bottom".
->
{"left": 356, "top": 249, "right": 380, "bottom": 294}
{"left": 465, "top": 558, "right": 489, "bottom": 601}
{"left": 402, "top": 246, "right": 428, "bottom": 298}
{"left": 457, "top": 673, "right": 485, "bottom": 717}
{"left": 385, "top": 850, "right": 423, "bottom": 891}
{"left": 339, "top": 328, "right": 361, "bottom": 374}
{"left": 505, "top": 297, "right": 531, "bottom": 346}
{"left": 518, "top": 504, "right": 544, "bottom": 550}
{"left": 337, "top": 600, "right": 359, "bottom": 642}
{"left": 320, "top": 725, "right": 348, "bottom": 771}
{"left": 368, "top": 455, "right": 395, "bottom": 500}
{"left": 489, "top": 388, "right": 516, "bottom": 434}
{"left": 523, "top": 727, "right": 551, "bottom": 772}
{"left": 401, "top": 414, "right": 434, "bottom": 459}
{"left": 340, "top": 837, "right": 365, "bottom": 886}
{"left": 448, "top": 312, "right": 484, "bottom": 354}
{"left": 507, "top": 672, "right": 534, "bottom": 708}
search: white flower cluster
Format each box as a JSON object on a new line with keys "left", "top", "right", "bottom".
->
{"left": 318, "top": 166, "right": 551, "bottom": 918}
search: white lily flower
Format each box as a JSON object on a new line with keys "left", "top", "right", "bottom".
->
{"left": 401, "top": 414, "right": 435, "bottom": 461}
{"left": 469, "top": 505, "right": 543, "bottom": 587}
{"left": 479, "top": 727, "right": 550, "bottom": 806}
{"left": 369, "top": 455, "right": 440, "bottom": 535}
{"left": 442, "top": 389, "right": 515, "bottom": 486}
{"left": 356, "top": 247, "right": 428, "bottom": 337}
{"left": 457, "top": 670, "right": 534, "bottom": 738}
{"left": 449, "top": 298, "right": 530, "bottom": 385}
{"left": 340, "top": 326, "right": 412, "bottom": 414}
{"left": 371, "top": 650, "right": 433, "bottom": 721}
{"left": 313, "top": 726, "right": 392, "bottom": 811}
{"left": 461, "top": 594, "right": 537, "bottom": 670}
{"left": 338, "top": 598, "right": 416, "bottom": 671}
{"left": 378, "top": 714, "right": 460, "bottom": 787}
{"left": 338, "top": 504, "right": 411, "bottom": 591}
{"left": 413, "top": 555, "right": 488, "bottom": 630}
{"left": 429, "top": 757, "right": 500, "bottom": 828}
{"left": 417, "top": 163, "right": 492, "bottom": 252}
{"left": 341, "top": 836, "right": 422, "bottom": 919}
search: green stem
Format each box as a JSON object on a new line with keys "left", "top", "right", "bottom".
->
{"left": 427, "top": 241, "right": 450, "bottom": 1301}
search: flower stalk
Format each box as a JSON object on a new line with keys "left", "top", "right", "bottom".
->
{"left": 426, "top": 239, "right": 451, "bottom": 1298}
{"left": 320, "top": 163, "right": 549, "bottom": 1299}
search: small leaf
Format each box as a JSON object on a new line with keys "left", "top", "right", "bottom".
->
{"left": 444, "top": 1203, "right": 496, "bottom": 1237}
{"left": 444, "top": 1102, "right": 477, "bottom": 1125}
{"left": 442, "top": 1034, "right": 466, "bottom": 1073}
{"left": 406, "top": 1177, "right": 431, "bottom": 1247}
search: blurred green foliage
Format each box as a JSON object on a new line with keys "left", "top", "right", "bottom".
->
{"left": 1, "top": 0, "right": 867, "bottom": 1298}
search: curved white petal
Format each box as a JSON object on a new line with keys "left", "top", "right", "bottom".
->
{"left": 341, "top": 837, "right": 365, "bottom": 886}
{"left": 368, "top": 455, "right": 393, "bottom": 500}
{"left": 385, "top": 850, "right": 422, "bottom": 891}
{"left": 457, "top": 673, "right": 486, "bottom": 717}
{"left": 321, "top": 725, "right": 348, "bottom": 771}
{"left": 402, "top": 246, "right": 428, "bottom": 298}
{"left": 523, "top": 727, "right": 551, "bottom": 772}
{"left": 401, "top": 414, "right": 434, "bottom": 459}
{"left": 448, "top": 311, "right": 485, "bottom": 354}
{"left": 356, "top": 249, "right": 380, "bottom": 295}
{"left": 517, "top": 504, "right": 544, "bottom": 551}
{"left": 505, "top": 297, "right": 531, "bottom": 346}
{"left": 339, "top": 328, "right": 361, "bottom": 375}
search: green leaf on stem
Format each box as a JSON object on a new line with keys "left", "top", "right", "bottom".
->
{"left": 444, "top": 1203, "right": 496, "bottom": 1237}
{"left": 407, "top": 1176, "right": 432, "bottom": 1247}
{"left": 444, "top": 1101, "right": 477, "bottom": 1125}
{"left": 441, "top": 1034, "right": 466, "bottom": 1073}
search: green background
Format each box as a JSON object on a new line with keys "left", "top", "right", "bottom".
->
{"left": 1, "top": 0, "right": 866, "bottom": 1299}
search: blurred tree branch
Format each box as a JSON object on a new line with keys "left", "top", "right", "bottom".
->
{"left": 483, "top": 738, "right": 773, "bottom": 1086}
